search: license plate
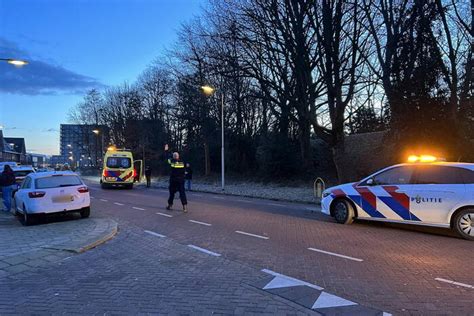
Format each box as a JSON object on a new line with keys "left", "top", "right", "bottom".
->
{"left": 106, "top": 177, "right": 116, "bottom": 181}
{"left": 52, "top": 195, "right": 74, "bottom": 203}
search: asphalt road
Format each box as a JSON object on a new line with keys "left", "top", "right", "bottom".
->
{"left": 84, "top": 181, "right": 473, "bottom": 314}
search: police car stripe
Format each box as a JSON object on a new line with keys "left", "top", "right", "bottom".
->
{"left": 378, "top": 197, "right": 412, "bottom": 220}
{"left": 382, "top": 186, "right": 421, "bottom": 221}
{"left": 354, "top": 187, "right": 385, "bottom": 218}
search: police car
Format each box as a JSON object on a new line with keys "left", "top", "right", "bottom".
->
{"left": 321, "top": 156, "right": 474, "bottom": 240}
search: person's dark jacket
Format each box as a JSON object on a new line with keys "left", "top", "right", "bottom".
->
{"left": 145, "top": 167, "right": 152, "bottom": 177}
{"left": 165, "top": 151, "right": 186, "bottom": 182}
{"left": 185, "top": 167, "right": 193, "bottom": 180}
{"left": 0, "top": 170, "right": 16, "bottom": 187}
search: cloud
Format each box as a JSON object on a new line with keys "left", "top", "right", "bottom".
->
{"left": 0, "top": 38, "right": 105, "bottom": 95}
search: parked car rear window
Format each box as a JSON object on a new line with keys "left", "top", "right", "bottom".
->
{"left": 14, "top": 170, "right": 34, "bottom": 177}
{"left": 107, "top": 157, "right": 131, "bottom": 168}
{"left": 35, "top": 175, "right": 83, "bottom": 189}
{"left": 414, "top": 166, "right": 464, "bottom": 184}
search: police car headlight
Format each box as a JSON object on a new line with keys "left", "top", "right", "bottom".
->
{"left": 322, "top": 191, "right": 331, "bottom": 198}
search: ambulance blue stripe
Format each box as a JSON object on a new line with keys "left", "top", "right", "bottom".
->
{"left": 348, "top": 195, "right": 385, "bottom": 218}
{"left": 378, "top": 197, "right": 412, "bottom": 220}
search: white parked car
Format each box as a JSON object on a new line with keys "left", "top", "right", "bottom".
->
{"left": 13, "top": 171, "right": 90, "bottom": 225}
{"left": 321, "top": 159, "right": 474, "bottom": 240}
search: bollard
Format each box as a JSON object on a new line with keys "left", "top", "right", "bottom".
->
{"left": 313, "top": 177, "right": 325, "bottom": 210}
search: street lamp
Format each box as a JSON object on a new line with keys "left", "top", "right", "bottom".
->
{"left": 200, "top": 85, "right": 225, "bottom": 191}
{"left": 0, "top": 58, "right": 28, "bottom": 67}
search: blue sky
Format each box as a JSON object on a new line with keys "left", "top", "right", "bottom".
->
{"left": 0, "top": 0, "right": 204, "bottom": 155}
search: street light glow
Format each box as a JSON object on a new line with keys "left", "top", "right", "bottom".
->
{"left": 201, "top": 85, "right": 215, "bottom": 96}
{"left": 92, "top": 129, "right": 100, "bottom": 134}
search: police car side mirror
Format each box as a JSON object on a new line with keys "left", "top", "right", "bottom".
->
{"left": 366, "top": 178, "right": 375, "bottom": 186}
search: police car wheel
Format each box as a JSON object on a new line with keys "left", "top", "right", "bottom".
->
{"left": 333, "top": 199, "right": 354, "bottom": 225}
{"left": 453, "top": 209, "right": 474, "bottom": 241}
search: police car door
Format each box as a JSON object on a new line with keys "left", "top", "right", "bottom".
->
{"left": 409, "top": 165, "right": 467, "bottom": 225}
{"left": 358, "top": 165, "right": 416, "bottom": 221}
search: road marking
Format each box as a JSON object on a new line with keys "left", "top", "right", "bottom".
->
{"left": 235, "top": 230, "right": 269, "bottom": 240}
{"left": 156, "top": 212, "right": 173, "bottom": 218}
{"left": 308, "top": 247, "right": 363, "bottom": 262}
{"left": 133, "top": 207, "right": 145, "bottom": 211}
{"left": 267, "top": 203, "right": 285, "bottom": 207}
{"left": 262, "top": 269, "right": 323, "bottom": 290}
{"left": 114, "top": 202, "right": 124, "bottom": 206}
{"left": 236, "top": 199, "right": 253, "bottom": 203}
{"left": 90, "top": 196, "right": 95, "bottom": 199}
{"left": 435, "top": 278, "right": 473, "bottom": 289}
{"left": 189, "top": 220, "right": 212, "bottom": 226}
{"left": 144, "top": 230, "right": 166, "bottom": 238}
{"left": 192, "top": 193, "right": 204, "bottom": 197}
{"left": 187, "top": 245, "right": 221, "bottom": 257}
{"left": 212, "top": 196, "right": 225, "bottom": 200}
{"left": 100, "top": 199, "right": 108, "bottom": 202}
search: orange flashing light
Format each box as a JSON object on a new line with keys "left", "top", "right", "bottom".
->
{"left": 407, "top": 155, "right": 439, "bottom": 163}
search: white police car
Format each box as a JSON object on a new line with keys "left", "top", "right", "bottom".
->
{"left": 321, "top": 156, "right": 474, "bottom": 240}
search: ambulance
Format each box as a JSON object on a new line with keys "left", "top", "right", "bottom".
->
{"left": 321, "top": 155, "right": 474, "bottom": 240}
{"left": 100, "top": 147, "right": 142, "bottom": 189}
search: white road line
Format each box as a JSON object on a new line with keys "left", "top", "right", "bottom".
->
{"left": 156, "top": 212, "right": 173, "bottom": 218}
{"left": 308, "top": 247, "right": 363, "bottom": 262}
{"left": 236, "top": 199, "right": 253, "bottom": 203}
{"left": 133, "top": 207, "right": 145, "bottom": 211}
{"left": 100, "top": 199, "right": 108, "bottom": 202}
{"left": 114, "top": 202, "right": 124, "bottom": 206}
{"left": 189, "top": 220, "right": 212, "bottom": 226}
{"left": 144, "top": 230, "right": 166, "bottom": 238}
{"left": 235, "top": 230, "right": 269, "bottom": 240}
{"left": 192, "top": 194, "right": 204, "bottom": 197}
{"left": 212, "top": 196, "right": 225, "bottom": 200}
{"left": 267, "top": 203, "right": 285, "bottom": 207}
{"left": 435, "top": 278, "right": 474, "bottom": 289}
{"left": 187, "top": 245, "right": 221, "bottom": 257}
{"left": 90, "top": 196, "right": 95, "bottom": 199}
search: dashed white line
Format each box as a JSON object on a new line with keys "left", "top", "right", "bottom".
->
{"left": 192, "top": 193, "right": 204, "bottom": 197}
{"left": 236, "top": 199, "right": 253, "bottom": 203}
{"left": 235, "top": 230, "right": 269, "bottom": 240}
{"left": 308, "top": 247, "right": 363, "bottom": 262}
{"left": 435, "top": 278, "right": 473, "bottom": 289}
{"left": 212, "top": 196, "right": 225, "bottom": 200}
{"left": 144, "top": 230, "right": 166, "bottom": 238}
{"left": 189, "top": 220, "right": 212, "bottom": 226}
{"left": 133, "top": 207, "right": 145, "bottom": 211}
{"left": 90, "top": 196, "right": 95, "bottom": 199}
{"left": 100, "top": 199, "right": 108, "bottom": 202}
{"left": 114, "top": 202, "right": 124, "bottom": 206}
{"left": 156, "top": 212, "right": 173, "bottom": 218}
{"left": 267, "top": 203, "right": 285, "bottom": 207}
{"left": 187, "top": 245, "right": 221, "bottom": 257}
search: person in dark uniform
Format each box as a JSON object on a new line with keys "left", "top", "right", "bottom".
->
{"left": 164, "top": 144, "right": 187, "bottom": 212}
{"left": 145, "top": 166, "right": 152, "bottom": 188}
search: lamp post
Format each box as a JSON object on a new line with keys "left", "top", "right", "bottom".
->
{"left": 0, "top": 58, "right": 28, "bottom": 67}
{"left": 201, "top": 85, "right": 225, "bottom": 191}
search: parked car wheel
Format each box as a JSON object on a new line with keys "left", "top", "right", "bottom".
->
{"left": 333, "top": 199, "right": 355, "bottom": 225}
{"left": 453, "top": 209, "right": 474, "bottom": 241}
{"left": 80, "top": 207, "right": 90, "bottom": 219}
{"left": 22, "top": 204, "right": 34, "bottom": 226}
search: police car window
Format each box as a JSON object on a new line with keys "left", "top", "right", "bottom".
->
{"left": 106, "top": 157, "right": 131, "bottom": 169}
{"left": 459, "top": 168, "right": 474, "bottom": 184}
{"left": 414, "top": 166, "right": 464, "bottom": 184}
{"left": 371, "top": 166, "right": 414, "bottom": 185}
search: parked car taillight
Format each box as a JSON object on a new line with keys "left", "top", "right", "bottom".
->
{"left": 77, "top": 186, "right": 89, "bottom": 193}
{"left": 28, "top": 191, "right": 46, "bottom": 198}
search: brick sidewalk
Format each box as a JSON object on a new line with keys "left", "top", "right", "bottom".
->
{"left": 0, "top": 212, "right": 117, "bottom": 276}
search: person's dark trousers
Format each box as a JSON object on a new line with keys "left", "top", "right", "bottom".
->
{"left": 146, "top": 176, "right": 151, "bottom": 188}
{"left": 168, "top": 180, "right": 187, "bottom": 206}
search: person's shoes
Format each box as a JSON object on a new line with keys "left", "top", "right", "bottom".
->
{"left": 166, "top": 205, "right": 172, "bottom": 211}
{"left": 183, "top": 205, "right": 188, "bottom": 213}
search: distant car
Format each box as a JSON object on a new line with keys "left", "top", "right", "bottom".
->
{"left": 321, "top": 158, "right": 474, "bottom": 240}
{"left": 12, "top": 165, "right": 36, "bottom": 188}
{"left": 13, "top": 171, "right": 90, "bottom": 226}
